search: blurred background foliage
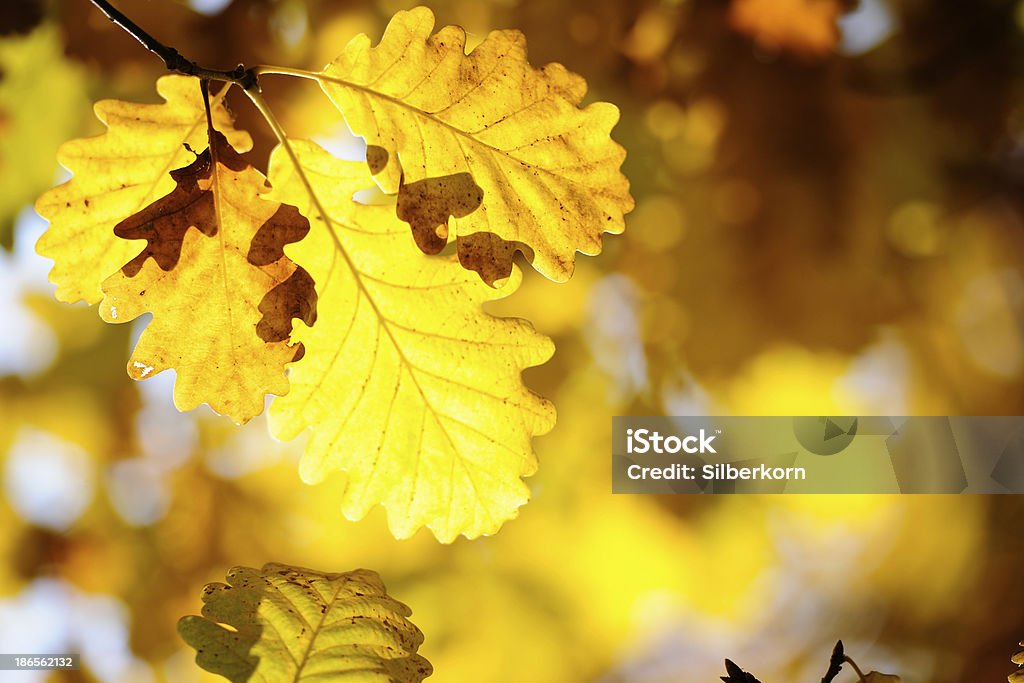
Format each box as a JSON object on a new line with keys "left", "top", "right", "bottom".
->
{"left": 1, "top": 0, "right": 1023, "bottom": 681}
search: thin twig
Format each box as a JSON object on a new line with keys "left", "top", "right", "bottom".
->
{"left": 87, "top": 0, "right": 259, "bottom": 90}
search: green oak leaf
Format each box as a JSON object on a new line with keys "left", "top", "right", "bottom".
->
{"left": 178, "top": 563, "right": 432, "bottom": 682}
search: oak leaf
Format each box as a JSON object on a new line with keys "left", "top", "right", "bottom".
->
{"left": 35, "top": 75, "right": 252, "bottom": 303}
{"left": 178, "top": 563, "right": 431, "bottom": 683}
{"left": 266, "top": 140, "right": 555, "bottom": 542}
{"left": 99, "top": 130, "right": 316, "bottom": 424}
{"left": 316, "top": 6, "right": 633, "bottom": 285}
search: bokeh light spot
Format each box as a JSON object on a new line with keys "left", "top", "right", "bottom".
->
{"left": 4, "top": 428, "right": 94, "bottom": 531}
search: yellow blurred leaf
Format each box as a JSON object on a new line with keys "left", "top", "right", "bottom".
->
{"left": 99, "top": 130, "right": 315, "bottom": 424}
{"left": 35, "top": 75, "right": 252, "bottom": 303}
{"left": 178, "top": 563, "right": 431, "bottom": 682}
{"left": 313, "top": 6, "right": 633, "bottom": 284}
{"left": 0, "top": 24, "right": 88, "bottom": 245}
{"left": 863, "top": 673, "right": 901, "bottom": 682}
{"left": 266, "top": 140, "right": 555, "bottom": 542}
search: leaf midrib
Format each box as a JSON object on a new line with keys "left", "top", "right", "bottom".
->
{"left": 320, "top": 200, "right": 495, "bottom": 535}
{"left": 265, "top": 65, "right": 601, "bottom": 194}
{"left": 321, "top": 72, "right": 568, "bottom": 180}
{"left": 289, "top": 577, "right": 348, "bottom": 682}
{"left": 131, "top": 86, "right": 232, "bottom": 237}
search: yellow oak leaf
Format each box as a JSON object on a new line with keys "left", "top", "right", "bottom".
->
{"left": 313, "top": 6, "right": 633, "bottom": 285}
{"left": 35, "top": 75, "right": 252, "bottom": 304}
{"left": 266, "top": 140, "right": 555, "bottom": 542}
{"left": 99, "top": 131, "right": 316, "bottom": 424}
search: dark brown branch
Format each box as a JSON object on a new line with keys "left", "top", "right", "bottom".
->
{"left": 87, "top": 0, "right": 259, "bottom": 90}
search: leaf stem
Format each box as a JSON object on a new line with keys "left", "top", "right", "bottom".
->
{"left": 844, "top": 656, "right": 869, "bottom": 683}
{"left": 253, "top": 65, "right": 321, "bottom": 81}
{"left": 240, "top": 88, "right": 346, "bottom": 255}
{"left": 200, "top": 80, "right": 215, "bottom": 134}
{"left": 87, "top": 0, "right": 259, "bottom": 90}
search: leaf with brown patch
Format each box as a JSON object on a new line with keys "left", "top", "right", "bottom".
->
{"left": 267, "top": 140, "right": 554, "bottom": 542}
{"left": 99, "top": 130, "right": 316, "bottom": 424}
{"left": 35, "top": 75, "right": 252, "bottom": 303}
{"left": 317, "top": 6, "right": 633, "bottom": 284}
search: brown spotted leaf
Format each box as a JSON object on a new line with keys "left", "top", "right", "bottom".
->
{"left": 317, "top": 6, "right": 633, "bottom": 285}
{"left": 178, "top": 563, "right": 431, "bottom": 683}
{"left": 99, "top": 130, "right": 316, "bottom": 424}
{"left": 35, "top": 75, "right": 252, "bottom": 303}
